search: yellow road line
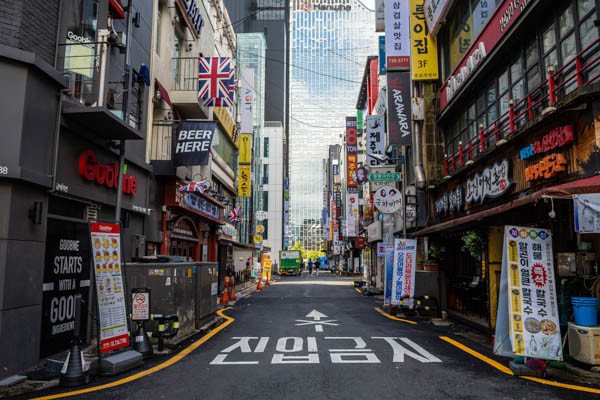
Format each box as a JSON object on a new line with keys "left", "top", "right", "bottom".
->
{"left": 374, "top": 307, "right": 417, "bottom": 325}
{"left": 439, "top": 336, "right": 513, "bottom": 375}
{"left": 31, "top": 307, "right": 235, "bottom": 400}
{"left": 440, "top": 335, "right": 600, "bottom": 394}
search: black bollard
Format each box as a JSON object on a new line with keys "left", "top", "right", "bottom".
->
{"left": 60, "top": 294, "right": 90, "bottom": 387}
{"left": 133, "top": 321, "right": 154, "bottom": 359}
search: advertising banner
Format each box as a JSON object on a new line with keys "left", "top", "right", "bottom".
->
{"left": 423, "top": 0, "right": 450, "bottom": 36}
{"left": 574, "top": 194, "right": 600, "bottom": 233}
{"left": 378, "top": 36, "right": 386, "bottom": 74}
{"left": 391, "top": 239, "right": 417, "bottom": 306}
{"left": 239, "top": 133, "right": 252, "bottom": 164}
{"left": 40, "top": 219, "right": 91, "bottom": 357}
{"left": 262, "top": 259, "right": 272, "bottom": 281}
{"left": 322, "top": 207, "right": 329, "bottom": 239}
{"left": 495, "top": 226, "right": 562, "bottom": 360}
{"left": 240, "top": 68, "right": 254, "bottom": 134}
{"left": 346, "top": 193, "right": 359, "bottom": 237}
{"left": 172, "top": 121, "right": 216, "bottom": 166}
{"left": 366, "top": 115, "right": 386, "bottom": 166}
{"left": 410, "top": 0, "right": 439, "bottom": 81}
{"left": 346, "top": 117, "right": 358, "bottom": 188}
{"left": 384, "top": 246, "right": 394, "bottom": 305}
{"left": 387, "top": 72, "right": 412, "bottom": 146}
{"left": 90, "top": 222, "right": 130, "bottom": 353}
{"left": 373, "top": 185, "right": 402, "bottom": 214}
{"left": 385, "top": 0, "right": 410, "bottom": 70}
{"left": 377, "top": 242, "right": 387, "bottom": 257}
{"left": 375, "top": 0, "right": 385, "bottom": 32}
{"left": 238, "top": 165, "right": 251, "bottom": 197}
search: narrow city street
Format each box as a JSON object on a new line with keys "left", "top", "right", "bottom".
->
{"left": 23, "top": 273, "right": 596, "bottom": 400}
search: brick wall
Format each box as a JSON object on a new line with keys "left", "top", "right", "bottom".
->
{"left": 0, "top": 0, "right": 60, "bottom": 66}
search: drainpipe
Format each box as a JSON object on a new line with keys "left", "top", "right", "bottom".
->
{"left": 412, "top": 81, "right": 426, "bottom": 190}
{"left": 48, "top": 89, "right": 67, "bottom": 194}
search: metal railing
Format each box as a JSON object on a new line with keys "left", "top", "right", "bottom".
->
{"left": 444, "top": 37, "right": 600, "bottom": 176}
{"left": 173, "top": 57, "right": 200, "bottom": 91}
{"left": 150, "top": 120, "right": 177, "bottom": 161}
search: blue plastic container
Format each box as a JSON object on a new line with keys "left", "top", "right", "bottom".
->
{"left": 572, "top": 297, "right": 599, "bottom": 327}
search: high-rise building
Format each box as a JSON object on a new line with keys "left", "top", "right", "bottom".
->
{"left": 288, "top": 0, "right": 377, "bottom": 250}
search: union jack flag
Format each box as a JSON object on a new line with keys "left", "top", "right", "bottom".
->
{"left": 179, "top": 180, "right": 209, "bottom": 193}
{"left": 227, "top": 207, "right": 240, "bottom": 223}
{"left": 210, "top": 75, "right": 235, "bottom": 108}
{"left": 198, "top": 57, "right": 233, "bottom": 107}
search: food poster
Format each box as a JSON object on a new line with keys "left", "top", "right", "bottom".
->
{"left": 90, "top": 222, "right": 130, "bottom": 353}
{"left": 496, "top": 225, "right": 562, "bottom": 360}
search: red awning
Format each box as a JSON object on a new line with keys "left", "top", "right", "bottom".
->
{"left": 413, "top": 175, "right": 600, "bottom": 236}
{"left": 109, "top": 0, "right": 125, "bottom": 19}
{"left": 155, "top": 79, "right": 175, "bottom": 111}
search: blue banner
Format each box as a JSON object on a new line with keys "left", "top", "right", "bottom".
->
{"left": 384, "top": 246, "right": 394, "bottom": 305}
{"left": 378, "top": 36, "right": 386, "bottom": 74}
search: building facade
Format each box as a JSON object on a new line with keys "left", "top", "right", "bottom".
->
{"left": 288, "top": 0, "right": 378, "bottom": 250}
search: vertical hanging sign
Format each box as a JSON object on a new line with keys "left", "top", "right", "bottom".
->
{"left": 346, "top": 117, "right": 358, "bottom": 189}
{"left": 385, "top": 0, "right": 410, "bottom": 71}
{"left": 366, "top": 114, "right": 385, "bottom": 166}
{"left": 90, "top": 222, "right": 130, "bottom": 353}
{"left": 410, "top": 0, "right": 439, "bottom": 80}
{"left": 240, "top": 68, "right": 254, "bottom": 134}
{"left": 346, "top": 192, "right": 359, "bottom": 237}
{"left": 495, "top": 225, "right": 562, "bottom": 360}
{"left": 387, "top": 72, "right": 412, "bottom": 145}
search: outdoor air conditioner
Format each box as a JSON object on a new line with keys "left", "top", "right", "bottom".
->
{"left": 568, "top": 322, "right": 600, "bottom": 365}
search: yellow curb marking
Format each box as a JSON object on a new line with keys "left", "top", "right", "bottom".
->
{"left": 374, "top": 307, "right": 417, "bottom": 325}
{"left": 31, "top": 307, "right": 235, "bottom": 400}
{"left": 440, "top": 335, "right": 600, "bottom": 394}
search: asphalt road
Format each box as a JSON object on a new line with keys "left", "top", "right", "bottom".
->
{"left": 25, "top": 272, "right": 598, "bottom": 399}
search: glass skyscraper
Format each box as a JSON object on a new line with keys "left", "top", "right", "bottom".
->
{"left": 288, "top": 0, "right": 377, "bottom": 250}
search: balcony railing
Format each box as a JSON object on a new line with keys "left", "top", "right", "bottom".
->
{"left": 150, "top": 121, "right": 177, "bottom": 161}
{"left": 172, "top": 57, "right": 200, "bottom": 91}
{"left": 444, "top": 37, "right": 600, "bottom": 176}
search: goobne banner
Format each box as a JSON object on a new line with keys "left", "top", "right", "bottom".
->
{"left": 494, "top": 225, "right": 562, "bottom": 360}
{"left": 391, "top": 239, "right": 417, "bottom": 306}
{"left": 410, "top": 0, "right": 438, "bottom": 80}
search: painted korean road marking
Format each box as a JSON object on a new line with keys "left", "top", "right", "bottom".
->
{"left": 209, "top": 336, "right": 441, "bottom": 365}
{"left": 295, "top": 309, "right": 339, "bottom": 332}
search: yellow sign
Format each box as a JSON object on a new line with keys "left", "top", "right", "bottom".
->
{"left": 213, "top": 107, "right": 239, "bottom": 147}
{"left": 256, "top": 224, "right": 265, "bottom": 233}
{"left": 410, "top": 0, "right": 439, "bottom": 80}
{"left": 238, "top": 165, "right": 251, "bottom": 197}
{"left": 262, "top": 258, "right": 272, "bottom": 280}
{"left": 254, "top": 234, "right": 263, "bottom": 244}
{"left": 239, "top": 133, "right": 252, "bottom": 164}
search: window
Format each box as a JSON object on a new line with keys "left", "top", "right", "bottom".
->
{"left": 156, "top": 7, "right": 162, "bottom": 56}
{"left": 263, "top": 164, "right": 269, "bottom": 184}
{"left": 264, "top": 137, "right": 269, "bottom": 158}
{"left": 211, "top": 126, "right": 237, "bottom": 170}
{"left": 262, "top": 191, "right": 269, "bottom": 212}
{"left": 262, "top": 219, "right": 269, "bottom": 240}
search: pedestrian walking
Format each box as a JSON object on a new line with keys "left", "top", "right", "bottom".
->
{"left": 308, "top": 259, "right": 313, "bottom": 275}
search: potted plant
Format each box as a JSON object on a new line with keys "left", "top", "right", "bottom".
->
{"left": 424, "top": 241, "right": 446, "bottom": 271}
{"left": 461, "top": 229, "right": 487, "bottom": 261}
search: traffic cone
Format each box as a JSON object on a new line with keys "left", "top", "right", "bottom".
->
{"left": 266, "top": 274, "right": 271, "bottom": 286}
{"left": 257, "top": 277, "right": 263, "bottom": 291}
{"left": 229, "top": 280, "right": 237, "bottom": 301}
{"left": 220, "top": 288, "right": 229, "bottom": 305}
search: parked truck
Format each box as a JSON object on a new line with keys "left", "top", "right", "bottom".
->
{"left": 279, "top": 250, "right": 302, "bottom": 276}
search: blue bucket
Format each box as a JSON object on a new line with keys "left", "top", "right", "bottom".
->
{"left": 572, "top": 297, "right": 599, "bottom": 327}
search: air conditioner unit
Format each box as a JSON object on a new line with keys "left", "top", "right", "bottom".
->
{"left": 568, "top": 322, "right": 600, "bottom": 365}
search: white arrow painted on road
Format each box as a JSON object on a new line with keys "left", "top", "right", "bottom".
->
{"left": 295, "top": 310, "right": 338, "bottom": 332}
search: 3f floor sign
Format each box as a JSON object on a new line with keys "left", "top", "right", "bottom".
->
{"left": 210, "top": 336, "right": 442, "bottom": 365}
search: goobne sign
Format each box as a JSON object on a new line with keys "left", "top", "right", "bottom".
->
{"left": 78, "top": 150, "right": 138, "bottom": 195}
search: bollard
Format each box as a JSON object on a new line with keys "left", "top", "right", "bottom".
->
{"left": 60, "top": 294, "right": 90, "bottom": 387}
{"left": 133, "top": 321, "right": 154, "bottom": 359}
{"left": 150, "top": 314, "right": 179, "bottom": 352}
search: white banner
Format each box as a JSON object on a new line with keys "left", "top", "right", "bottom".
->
{"left": 240, "top": 68, "right": 254, "bottom": 134}
{"left": 366, "top": 115, "right": 385, "bottom": 166}
{"left": 574, "top": 194, "right": 600, "bottom": 233}
{"left": 346, "top": 193, "right": 359, "bottom": 237}
{"left": 385, "top": 0, "right": 410, "bottom": 70}
{"left": 391, "top": 239, "right": 417, "bottom": 305}
{"left": 495, "top": 225, "right": 562, "bottom": 360}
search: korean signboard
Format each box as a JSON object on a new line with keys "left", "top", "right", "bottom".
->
{"left": 131, "top": 288, "right": 150, "bottom": 321}
{"left": 385, "top": 0, "right": 410, "bottom": 70}
{"left": 378, "top": 36, "right": 387, "bottom": 74}
{"left": 410, "top": 0, "right": 439, "bottom": 80}
{"left": 373, "top": 185, "right": 402, "bottom": 214}
{"left": 465, "top": 159, "right": 512, "bottom": 205}
{"left": 240, "top": 68, "right": 254, "bottom": 134}
{"left": 238, "top": 165, "right": 251, "bottom": 197}
{"left": 346, "top": 193, "right": 359, "bottom": 237}
{"left": 366, "top": 115, "right": 385, "bottom": 166}
{"left": 40, "top": 219, "right": 91, "bottom": 357}
{"left": 172, "top": 121, "right": 216, "bottom": 166}
{"left": 346, "top": 117, "right": 358, "bottom": 188}
{"left": 239, "top": 133, "right": 252, "bottom": 164}
{"left": 387, "top": 72, "right": 412, "bottom": 146}
{"left": 391, "top": 239, "right": 417, "bottom": 306}
{"left": 384, "top": 246, "right": 394, "bottom": 305}
{"left": 495, "top": 226, "right": 562, "bottom": 360}
{"left": 369, "top": 166, "right": 398, "bottom": 192}
{"left": 423, "top": 0, "right": 450, "bottom": 36}
{"left": 90, "top": 222, "right": 130, "bottom": 353}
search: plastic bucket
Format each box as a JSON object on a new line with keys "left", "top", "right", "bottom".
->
{"left": 572, "top": 297, "right": 599, "bottom": 327}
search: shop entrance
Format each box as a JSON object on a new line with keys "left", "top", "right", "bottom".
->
{"left": 169, "top": 218, "right": 199, "bottom": 261}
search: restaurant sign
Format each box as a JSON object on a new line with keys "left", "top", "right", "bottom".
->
{"left": 465, "top": 159, "right": 512, "bottom": 205}
{"left": 435, "top": 186, "right": 463, "bottom": 215}
{"left": 520, "top": 125, "right": 573, "bottom": 160}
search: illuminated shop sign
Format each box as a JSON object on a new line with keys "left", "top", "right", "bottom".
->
{"left": 78, "top": 150, "right": 138, "bottom": 195}
{"left": 446, "top": 42, "right": 486, "bottom": 103}
{"left": 519, "top": 125, "right": 573, "bottom": 160}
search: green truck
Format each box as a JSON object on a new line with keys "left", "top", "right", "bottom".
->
{"left": 279, "top": 250, "right": 302, "bottom": 276}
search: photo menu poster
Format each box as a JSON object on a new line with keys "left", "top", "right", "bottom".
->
{"left": 90, "top": 222, "right": 130, "bottom": 353}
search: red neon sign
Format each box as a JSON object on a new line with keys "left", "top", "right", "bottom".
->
{"left": 78, "top": 150, "right": 138, "bottom": 195}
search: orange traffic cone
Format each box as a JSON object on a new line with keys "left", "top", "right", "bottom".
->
{"left": 229, "top": 277, "right": 237, "bottom": 301}
{"left": 257, "top": 277, "right": 263, "bottom": 291}
{"left": 220, "top": 288, "right": 229, "bottom": 305}
{"left": 266, "top": 274, "right": 271, "bottom": 286}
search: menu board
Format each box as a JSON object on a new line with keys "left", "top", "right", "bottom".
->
{"left": 495, "top": 225, "right": 562, "bottom": 360}
{"left": 90, "top": 222, "right": 130, "bottom": 353}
